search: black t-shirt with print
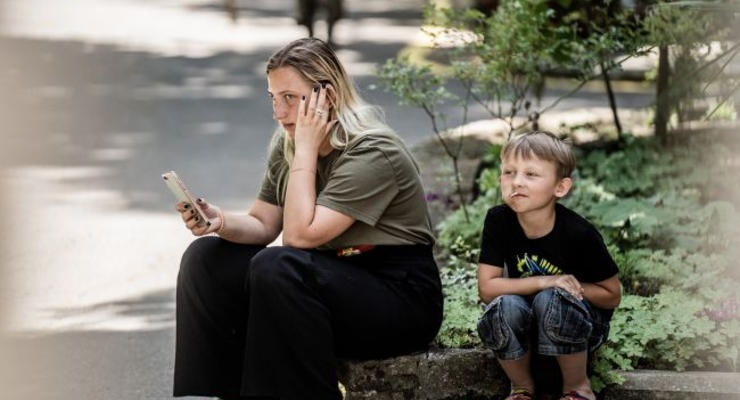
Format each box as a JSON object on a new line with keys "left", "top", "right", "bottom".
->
{"left": 479, "top": 203, "right": 619, "bottom": 285}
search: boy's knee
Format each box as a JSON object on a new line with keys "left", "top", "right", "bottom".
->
{"left": 498, "top": 295, "right": 532, "bottom": 330}
{"left": 532, "top": 287, "right": 558, "bottom": 316}
{"left": 478, "top": 295, "right": 531, "bottom": 351}
{"left": 537, "top": 288, "right": 593, "bottom": 346}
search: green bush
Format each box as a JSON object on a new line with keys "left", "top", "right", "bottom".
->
{"left": 593, "top": 291, "right": 740, "bottom": 389}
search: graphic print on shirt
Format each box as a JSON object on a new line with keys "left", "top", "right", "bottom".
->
{"left": 516, "top": 253, "right": 563, "bottom": 277}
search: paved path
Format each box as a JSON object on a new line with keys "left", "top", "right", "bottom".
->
{"left": 0, "top": 1, "right": 654, "bottom": 398}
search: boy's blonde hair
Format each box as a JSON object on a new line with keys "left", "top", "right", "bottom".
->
{"left": 501, "top": 131, "right": 576, "bottom": 179}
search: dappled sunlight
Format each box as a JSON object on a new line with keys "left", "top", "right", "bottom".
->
{"left": 1, "top": 0, "right": 427, "bottom": 70}
{"left": 334, "top": 48, "right": 379, "bottom": 77}
{"left": 199, "top": 121, "right": 230, "bottom": 135}
{"left": 131, "top": 83, "right": 253, "bottom": 100}
{"left": 91, "top": 147, "right": 134, "bottom": 162}
{"left": 27, "top": 85, "right": 73, "bottom": 100}
{"left": 334, "top": 19, "right": 425, "bottom": 47}
{"left": 0, "top": 165, "right": 194, "bottom": 334}
{"left": 0, "top": 0, "right": 304, "bottom": 57}
{"left": 106, "top": 131, "right": 153, "bottom": 147}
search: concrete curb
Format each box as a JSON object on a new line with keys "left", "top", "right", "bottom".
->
{"left": 602, "top": 370, "right": 740, "bottom": 400}
{"left": 338, "top": 349, "right": 740, "bottom": 400}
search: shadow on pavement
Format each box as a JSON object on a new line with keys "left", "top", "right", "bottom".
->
{"left": 44, "top": 288, "right": 175, "bottom": 331}
{"left": 0, "top": 288, "right": 177, "bottom": 400}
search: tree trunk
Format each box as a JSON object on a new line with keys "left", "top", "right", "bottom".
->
{"left": 601, "top": 61, "right": 623, "bottom": 142}
{"left": 655, "top": 45, "right": 670, "bottom": 145}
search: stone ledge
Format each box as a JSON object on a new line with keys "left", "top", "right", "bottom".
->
{"left": 338, "top": 348, "right": 507, "bottom": 400}
{"left": 338, "top": 348, "right": 740, "bottom": 400}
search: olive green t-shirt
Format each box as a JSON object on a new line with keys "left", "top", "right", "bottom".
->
{"left": 258, "top": 132, "right": 435, "bottom": 248}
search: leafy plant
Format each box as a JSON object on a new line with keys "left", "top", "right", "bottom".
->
{"left": 592, "top": 290, "right": 740, "bottom": 390}
{"left": 436, "top": 195, "right": 491, "bottom": 263}
{"left": 436, "top": 264, "right": 481, "bottom": 348}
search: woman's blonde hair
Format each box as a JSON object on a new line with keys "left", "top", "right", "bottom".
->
{"left": 264, "top": 38, "right": 393, "bottom": 202}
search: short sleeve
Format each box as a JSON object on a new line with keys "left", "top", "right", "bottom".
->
{"left": 316, "top": 146, "right": 399, "bottom": 226}
{"left": 478, "top": 207, "right": 506, "bottom": 267}
{"left": 257, "top": 141, "right": 285, "bottom": 206}
{"left": 576, "top": 227, "right": 619, "bottom": 283}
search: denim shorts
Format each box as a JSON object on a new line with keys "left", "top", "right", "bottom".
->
{"left": 477, "top": 287, "right": 611, "bottom": 360}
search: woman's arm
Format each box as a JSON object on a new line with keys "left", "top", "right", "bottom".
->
{"left": 282, "top": 84, "right": 355, "bottom": 248}
{"left": 282, "top": 140, "right": 355, "bottom": 248}
{"left": 181, "top": 199, "right": 283, "bottom": 245}
{"left": 282, "top": 149, "right": 355, "bottom": 248}
{"left": 218, "top": 200, "right": 284, "bottom": 245}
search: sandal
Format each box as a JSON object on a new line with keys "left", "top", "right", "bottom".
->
{"left": 559, "top": 391, "right": 595, "bottom": 400}
{"left": 505, "top": 388, "right": 534, "bottom": 400}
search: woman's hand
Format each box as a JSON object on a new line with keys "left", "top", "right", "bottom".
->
{"left": 294, "top": 83, "right": 337, "bottom": 154}
{"left": 175, "top": 198, "right": 222, "bottom": 236}
{"left": 540, "top": 274, "right": 584, "bottom": 300}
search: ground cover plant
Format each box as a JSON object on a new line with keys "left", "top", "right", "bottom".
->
{"left": 431, "top": 133, "right": 740, "bottom": 390}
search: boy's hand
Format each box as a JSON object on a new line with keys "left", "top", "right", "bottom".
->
{"left": 541, "top": 274, "right": 584, "bottom": 300}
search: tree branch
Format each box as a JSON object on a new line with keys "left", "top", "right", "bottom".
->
{"left": 703, "top": 79, "right": 740, "bottom": 121}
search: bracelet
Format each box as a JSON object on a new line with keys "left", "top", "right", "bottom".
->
{"left": 216, "top": 208, "right": 226, "bottom": 235}
{"left": 290, "top": 167, "right": 317, "bottom": 174}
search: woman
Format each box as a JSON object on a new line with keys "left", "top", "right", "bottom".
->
{"left": 172, "top": 38, "right": 443, "bottom": 400}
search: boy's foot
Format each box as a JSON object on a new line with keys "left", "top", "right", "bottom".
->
{"left": 559, "top": 391, "right": 595, "bottom": 400}
{"left": 505, "top": 388, "right": 534, "bottom": 400}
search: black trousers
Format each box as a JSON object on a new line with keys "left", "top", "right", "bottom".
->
{"left": 173, "top": 237, "right": 443, "bottom": 400}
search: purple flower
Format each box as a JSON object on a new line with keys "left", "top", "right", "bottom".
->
{"left": 704, "top": 299, "right": 740, "bottom": 322}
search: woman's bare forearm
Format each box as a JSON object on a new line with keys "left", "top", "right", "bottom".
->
{"left": 282, "top": 148, "right": 319, "bottom": 246}
{"left": 217, "top": 212, "right": 279, "bottom": 245}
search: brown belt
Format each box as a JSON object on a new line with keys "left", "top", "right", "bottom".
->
{"left": 336, "top": 245, "right": 376, "bottom": 257}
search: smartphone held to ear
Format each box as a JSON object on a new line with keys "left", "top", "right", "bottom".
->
{"left": 161, "top": 171, "right": 209, "bottom": 227}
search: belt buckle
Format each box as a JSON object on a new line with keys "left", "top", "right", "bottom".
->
{"left": 336, "top": 245, "right": 375, "bottom": 257}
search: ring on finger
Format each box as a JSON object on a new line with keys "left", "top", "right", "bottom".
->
{"left": 315, "top": 108, "right": 325, "bottom": 116}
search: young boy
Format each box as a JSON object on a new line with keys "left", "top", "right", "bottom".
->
{"left": 477, "top": 131, "right": 621, "bottom": 400}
